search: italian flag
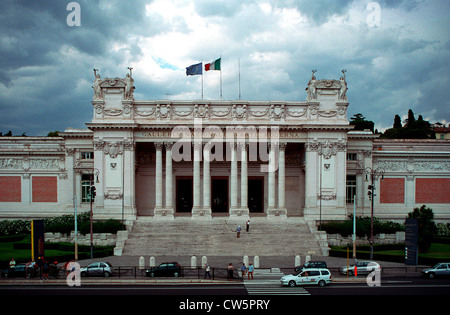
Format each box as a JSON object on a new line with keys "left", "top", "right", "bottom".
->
{"left": 205, "top": 58, "right": 221, "bottom": 71}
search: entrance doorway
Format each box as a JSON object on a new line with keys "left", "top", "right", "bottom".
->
{"left": 176, "top": 178, "right": 193, "bottom": 212}
{"left": 248, "top": 178, "right": 264, "bottom": 213}
{"left": 212, "top": 178, "right": 228, "bottom": 213}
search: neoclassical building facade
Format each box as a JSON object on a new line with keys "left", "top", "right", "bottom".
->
{"left": 0, "top": 71, "right": 449, "bottom": 224}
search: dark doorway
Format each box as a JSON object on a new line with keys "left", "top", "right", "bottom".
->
{"left": 212, "top": 178, "right": 228, "bottom": 212}
{"left": 176, "top": 178, "right": 193, "bottom": 212}
{"left": 248, "top": 178, "right": 264, "bottom": 213}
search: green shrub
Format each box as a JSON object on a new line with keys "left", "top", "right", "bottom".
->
{"left": 0, "top": 220, "right": 31, "bottom": 236}
{"left": 321, "top": 216, "right": 404, "bottom": 237}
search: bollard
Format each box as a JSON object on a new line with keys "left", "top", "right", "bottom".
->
{"left": 139, "top": 256, "right": 145, "bottom": 270}
{"left": 243, "top": 255, "right": 249, "bottom": 266}
{"left": 295, "top": 255, "right": 301, "bottom": 267}
{"left": 305, "top": 255, "right": 311, "bottom": 264}
{"left": 150, "top": 256, "right": 156, "bottom": 267}
{"left": 254, "top": 256, "right": 260, "bottom": 269}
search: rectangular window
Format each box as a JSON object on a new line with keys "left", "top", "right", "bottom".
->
{"left": 81, "top": 174, "right": 93, "bottom": 202}
{"left": 347, "top": 153, "right": 357, "bottom": 161}
{"left": 346, "top": 175, "right": 356, "bottom": 204}
{"left": 81, "top": 152, "right": 94, "bottom": 159}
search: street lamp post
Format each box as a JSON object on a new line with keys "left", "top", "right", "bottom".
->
{"left": 89, "top": 168, "right": 100, "bottom": 259}
{"left": 364, "top": 167, "right": 385, "bottom": 260}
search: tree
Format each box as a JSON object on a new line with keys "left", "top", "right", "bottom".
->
{"left": 47, "top": 131, "right": 60, "bottom": 137}
{"left": 350, "top": 113, "right": 375, "bottom": 132}
{"left": 393, "top": 115, "right": 402, "bottom": 129}
{"left": 407, "top": 205, "right": 437, "bottom": 252}
{"left": 381, "top": 109, "right": 435, "bottom": 139}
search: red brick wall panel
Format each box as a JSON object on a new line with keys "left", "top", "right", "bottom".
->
{"left": 0, "top": 176, "right": 21, "bottom": 202}
{"left": 32, "top": 176, "right": 57, "bottom": 203}
{"left": 415, "top": 178, "right": 450, "bottom": 204}
{"left": 380, "top": 178, "right": 405, "bottom": 204}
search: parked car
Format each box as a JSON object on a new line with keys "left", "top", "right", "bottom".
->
{"left": 421, "top": 263, "right": 450, "bottom": 279}
{"left": 80, "top": 262, "right": 113, "bottom": 277}
{"left": 340, "top": 261, "right": 381, "bottom": 276}
{"left": 146, "top": 262, "right": 182, "bottom": 277}
{"left": 281, "top": 268, "right": 331, "bottom": 287}
{"left": 1, "top": 264, "right": 27, "bottom": 278}
{"left": 294, "top": 261, "right": 327, "bottom": 272}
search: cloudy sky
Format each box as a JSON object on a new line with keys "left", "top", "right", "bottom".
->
{"left": 0, "top": 0, "right": 448, "bottom": 136}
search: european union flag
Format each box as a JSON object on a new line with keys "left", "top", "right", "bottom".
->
{"left": 186, "top": 62, "right": 202, "bottom": 76}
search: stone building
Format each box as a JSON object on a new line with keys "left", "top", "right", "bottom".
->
{"left": 1, "top": 71, "right": 449, "bottom": 225}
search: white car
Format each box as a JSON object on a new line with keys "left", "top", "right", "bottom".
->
{"left": 281, "top": 268, "right": 331, "bottom": 287}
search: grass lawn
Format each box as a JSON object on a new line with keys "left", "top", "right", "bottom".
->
{"left": 0, "top": 241, "right": 76, "bottom": 263}
{"left": 331, "top": 242, "right": 450, "bottom": 264}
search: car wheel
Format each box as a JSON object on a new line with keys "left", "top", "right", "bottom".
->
{"left": 81, "top": 271, "right": 86, "bottom": 277}
{"left": 150, "top": 272, "right": 155, "bottom": 277}
{"left": 288, "top": 280, "right": 296, "bottom": 287}
{"left": 174, "top": 272, "right": 179, "bottom": 277}
{"left": 428, "top": 273, "right": 435, "bottom": 279}
{"left": 318, "top": 280, "right": 326, "bottom": 287}
{"left": 104, "top": 272, "right": 110, "bottom": 278}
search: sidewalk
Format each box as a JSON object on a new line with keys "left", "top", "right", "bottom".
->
{"left": 0, "top": 255, "right": 423, "bottom": 286}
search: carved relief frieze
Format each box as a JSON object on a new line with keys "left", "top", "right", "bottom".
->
{"left": 94, "top": 140, "right": 125, "bottom": 158}
{"left": 307, "top": 140, "right": 347, "bottom": 159}
{"left": 374, "top": 159, "right": 450, "bottom": 172}
{"left": 0, "top": 158, "right": 23, "bottom": 169}
{"left": 104, "top": 192, "right": 123, "bottom": 200}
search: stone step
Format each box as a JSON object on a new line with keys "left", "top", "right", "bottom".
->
{"left": 121, "top": 216, "right": 325, "bottom": 256}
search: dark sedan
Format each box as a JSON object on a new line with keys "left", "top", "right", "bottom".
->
{"left": 146, "top": 262, "right": 182, "bottom": 277}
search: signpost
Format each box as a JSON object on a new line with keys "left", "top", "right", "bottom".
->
{"left": 31, "top": 220, "right": 45, "bottom": 261}
{"left": 405, "top": 219, "right": 419, "bottom": 265}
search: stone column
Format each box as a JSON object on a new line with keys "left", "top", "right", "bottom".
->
{"left": 200, "top": 143, "right": 212, "bottom": 218}
{"left": 193, "top": 142, "right": 201, "bottom": 211}
{"left": 230, "top": 143, "right": 238, "bottom": 211}
{"left": 278, "top": 143, "right": 286, "bottom": 213}
{"left": 240, "top": 143, "right": 249, "bottom": 215}
{"left": 154, "top": 142, "right": 163, "bottom": 212}
{"left": 165, "top": 142, "right": 174, "bottom": 215}
{"left": 267, "top": 143, "right": 276, "bottom": 211}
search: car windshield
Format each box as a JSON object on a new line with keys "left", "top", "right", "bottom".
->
{"left": 429, "top": 264, "right": 440, "bottom": 269}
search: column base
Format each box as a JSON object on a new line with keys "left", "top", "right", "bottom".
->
{"left": 192, "top": 208, "right": 212, "bottom": 219}
{"left": 267, "top": 208, "right": 287, "bottom": 218}
{"left": 154, "top": 207, "right": 175, "bottom": 219}
{"left": 229, "top": 207, "right": 250, "bottom": 218}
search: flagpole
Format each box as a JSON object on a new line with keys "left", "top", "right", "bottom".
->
{"left": 238, "top": 58, "right": 241, "bottom": 100}
{"left": 220, "top": 55, "right": 222, "bottom": 100}
{"left": 202, "top": 62, "right": 204, "bottom": 100}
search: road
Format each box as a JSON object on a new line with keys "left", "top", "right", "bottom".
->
{"left": 1, "top": 276, "right": 448, "bottom": 313}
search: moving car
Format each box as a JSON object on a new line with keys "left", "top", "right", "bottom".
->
{"left": 146, "top": 262, "right": 182, "bottom": 277}
{"left": 340, "top": 261, "right": 381, "bottom": 276}
{"left": 80, "top": 262, "right": 113, "bottom": 277}
{"left": 281, "top": 268, "right": 331, "bottom": 287}
{"left": 421, "top": 263, "right": 450, "bottom": 279}
{"left": 294, "top": 261, "right": 327, "bottom": 272}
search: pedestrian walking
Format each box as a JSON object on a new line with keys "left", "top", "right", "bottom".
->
{"left": 227, "top": 263, "right": 234, "bottom": 281}
{"left": 204, "top": 263, "right": 211, "bottom": 279}
{"left": 240, "top": 263, "right": 246, "bottom": 278}
{"left": 248, "top": 263, "right": 254, "bottom": 280}
{"left": 236, "top": 225, "right": 241, "bottom": 238}
{"left": 42, "top": 259, "right": 49, "bottom": 280}
{"left": 9, "top": 258, "right": 16, "bottom": 278}
{"left": 246, "top": 220, "right": 250, "bottom": 232}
